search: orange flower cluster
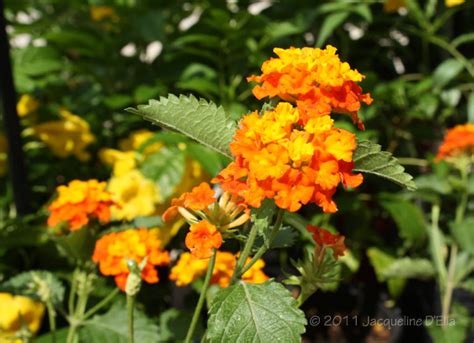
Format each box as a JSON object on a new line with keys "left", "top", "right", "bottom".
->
{"left": 92, "top": 229, "right": 170, "bottom": 291}
{"left": 48, "top": 180, "right": 115, "bottom": 231}
{"left": 163, "top": 182, "right": 249, "bottom": 259}
{"left": 248, "top": 46, "right": 373, "bottom": 129}
{"left": 436, "top": 124, "right": 474, "bottom": 161}
{"left": 307, "top": 225, "right": 346, "bottom": 259}
{"left": 213, "top": 102, "right": 363, "bottom": 212}
{"left": 169, "top": 251, "right": 268, "bottom": 287}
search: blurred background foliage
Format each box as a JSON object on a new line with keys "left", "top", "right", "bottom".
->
{"left": 1, "top": 0, "right": 474, "bottom": 342}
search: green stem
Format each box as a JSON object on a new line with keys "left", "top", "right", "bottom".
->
{"left": 239, "top": 209, "right": 285, "bottom": 277}
{"left": 46, "top": 301, "right": 56, "bottom": 343}
{"left": 230, "top": 219, "right": 261, "bottom": 284}
{"left": 127, "top": 294, "right": 135, "bottom": 343}
{"left": 83, "top": 288, "right": 120, "bottom": 320}
{"left": 66, "top": 271, "right": 93, "bottom": 343}
{"left": 455, "top": 167, "right": 469, "bottom": 225}
{"left": 441, "top": 244, "right": 458, "bottom": 326}
{"left": 430, "top": 203, "right": 447, "bottom": 286}
{"left": 185, "top": 249, "right": 217, "bottom": 343}
{"left": 68, "top": 269, "right": 78, "bottom": 315}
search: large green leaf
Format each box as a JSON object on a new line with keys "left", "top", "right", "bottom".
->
{"left": 80, "top": 303, "right": 160, "bottom": 343}
{"left": 140, "top": 146, "right": 185, "bottom": 201}
{"left": 207, "top": 281, "right": 306, "bottom": 343}
{"left": 0, "top": 271, "right": 64, "bottom": 306}
{"left": 381, "top": 258, "right": 435, "bottom": 280}
{"left": 127, "top": 94, "right": 236, "bottom": 157}
{"left": 353, "top": 140, "right": 416, "bottom": 190}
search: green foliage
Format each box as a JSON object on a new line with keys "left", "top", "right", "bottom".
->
{"left": 381, "top": 258, "right": 435, "bottom": 280}
{"left": 53, "top": 227, "right": 96, "bottom": 262}
{"left": 127, "top": 94, "right": 236, "bottom": 157}
{"left": 450, "top": 217, "right": 474, "bottom": 254}
{"left": 0, "top": 270, "right": 64, "bottom": 306}
{"left": 140, "top": 146, "right": 185, "bottom": 201}
{"left": 80, "top": 303, "right": 160, "bottom": 343}
{"left": 207, "top": 281, "right": 306, "bottom": 343}
{"left": 251, "top": 199, "right": 277, "bottom": 246}
{"left": 158, "top": 308, "right": 203, "bottom": 342}
{"left": 366, "top": 248, "right": 406, "bottom": 298}
{"left": 353, "top": 141, "right": 417, "bottom": 191}
{"left": 426, "top": 304, "right": 472, "bottom": 343}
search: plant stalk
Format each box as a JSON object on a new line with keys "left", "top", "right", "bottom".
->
{"left": 127, "top": 294, "right": 135, "bottom": 343}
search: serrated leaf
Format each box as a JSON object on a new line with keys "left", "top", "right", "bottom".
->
{"left": 207, "top": 281, "right": 306, "bottom": 343}
{"left": 127, "top": 94, "right": 236, "bottom": 157}
{"left": 381, "top": 258, "right": 435, "bottom": 280}
{"left": 353, "top": 140, "right": 416, "bottom": 190}
{"left": 140, "top": 146, "right": 185, "bottom": 201}
{"left": 80, "top": 303, "right": 160, "bottom": 343}
{"left": 0, "top": 271, "right": 64, "bottom": 306}
{"left": 254, "top": 226, "right": 297, "bottom": 250}
{"left": 251, "top": 199, "right": 277, "bottom": 249}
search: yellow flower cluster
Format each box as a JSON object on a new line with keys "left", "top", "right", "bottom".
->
{"left": 90, "top": 5, "right": 119, "bottom": 22}
{"left": 32, "top": 109, "right": 96, "bottom": 161}
{"left": 16, "top": 95, "right": 39, "bottom": 118}
{"left": 169, "top": 251, "right": 268, "bottom": 287}
{"left": 0, "top": 293, "right": 45, "bottom": 342}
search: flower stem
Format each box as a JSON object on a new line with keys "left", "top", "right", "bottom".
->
{"left": 230, "top": 219, "right": 260, "bottom": 284}
{"left": 239, "top": 209, "right": 284, "bottom": 277}
{"left": 83, "top": 288, "right": 120, "bottom": 320}
{"left": 127, "top": 294, "right": 135, "bottom": 343}
{"left": 46, "top": 301, "right": 57, "bottom": 343}
{"left": 442, "top": 244, "right": 458, "bottom": 326}
{"left": 185, "top": 249, "right": 217, "bottom": 343}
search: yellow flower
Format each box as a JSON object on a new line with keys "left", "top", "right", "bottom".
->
{"left": 0, "top": 135, "right": 7, "bottom": 177}
{"left": 384, "top": 0, "right": 405, "bottom": 12}
{"left": 99, "top": 149, "right": 137, "bottom": 176}
{"left": 445, "top": 0, "right": 464, "bottom": 6}
{"left": 16, "top": 95, "right": 39, "bottom": 118}
{"left": 119, "top": 129, "right": 162, "bottom": 155}
{"left": 0, "top": 293, "right": 45, "bottom": 342}
{"left": 90, "top": 5, "right": 119, "bottom": 22}
{"left": 32, "top": 109, "right": 96, "bottom": 161}
{"left": 108, "top": 169, "right": 159, "bottom": 221}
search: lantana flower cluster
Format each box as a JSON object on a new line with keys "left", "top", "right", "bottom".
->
{"left": 169, "top": 251, "right": 268, "bottom": 287}
{"left": 436, "top": 123, "right": 474, "bottom": 161}
{"left": 92, "top": 229, "right": 170, "bottom": 291}
{"left": 214, "top": 45, "right": 369, "bottom": 214}
{"left": 47, "top": 179, "right": 115, "bottom": 231}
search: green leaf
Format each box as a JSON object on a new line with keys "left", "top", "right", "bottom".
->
{"left": 450, "top": 217, "right": 474, "bottom": 254}
{"left": 251, "top": 199, "right": 277, "bottom": 248}
{"left": 452, "top": 33, "right": 474, "bottom": 48}
{"left": 467, "top": 91, "right": 474, "bottom": 123}
{"left": 34, "top": 328, "right": 69, "bottom": 342}
{"left": 132, "top": 215, "right": 163, "bottom": 228}
{"left": 381, "top": 258, "right": 435, "bottom": 280}
{"left": 316, "top": 11, "right": 349, "bottom": 47}
{"left": 53, "top": 227, "right": 96, "bottom": 262}
{"left": 140, "top": 146, "right": 185, "bottom": 201}
{"left": 13, "top": 46, "right": 63, "bottom": 76}
{"left": 0, "top": 271, "right": 64, "bottom": 306}
{"left": 80, "top": 303, "right": 160, "bottom": 343}
{"left": 426, "top": 303, "right": 471, "bottom": 343}
{"left": 367, "top": 248, "right": 406, "bottom": 298}
{"left": 432, "top": 59, "right": 463, "bottom": 90}
{"left": 353, "top": 140, "right": 417, "bottom": 190}
{"left": 379, "top": 194, "right": 426, "bottom": 245}
{"left": 127, "top": 94, "right": 236, "bottom": 157}
{"left": 459, "top": 278, "right": 474, "bottom": 293}
{"left": 207, "top": 281, "right": 306, "bottom": 343}
{"left": 186, "top": 143, "right": 225, "bottom": 176}
{"left": 415, "top": 174, "right": 452, "bottom": 195}
{"left": 254, "top": 226, "right": 297, "bottom": 250}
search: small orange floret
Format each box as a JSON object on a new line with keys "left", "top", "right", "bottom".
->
{"left": 162, "top": 182, "right": 216, "bottom": 221}
{"left": 436, "top": 124, "right": 474, "bottom": 161}
{"left": 185, "top": 220, "right": 222, "bottom": 259}
{"left": 92, "top": 228, "right": 170, "bottom": 291}
{"left": 47, "top": 179, "right": 115, "bottom": 231}
{"left": 307, "top": 225, "right": 346, "bottom": 258}
{"left": 212, "top": 102, "right": 363, "bottom": 213}
{"left": 169, "top": 251, "right": 268, "bottom": 287}
{"left": 248, "top": 45, "right": 372, "bottom": 129}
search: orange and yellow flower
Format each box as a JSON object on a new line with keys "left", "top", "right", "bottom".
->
{"left": 169, "top": 251, "right": 268, "bottom": 287}
{"left": 307, "top": 225, "right": 346, "bottom": 259}
{"left": 185, "top": 220, "right": 223, "bottom": 259}
{"left": 213, "top": 102, "right": 363, "bottom": 213}
{"left": 436, "top": 124, "right": 474, "bottom": 161}
{"left": 248, "top": 46, "right": 372, "bottom": 129}
{"left": 92, "top": 228, "right": 170, "bottom": 291}
{"left": 47, "top": 180, "right": 115, "bottom": 231}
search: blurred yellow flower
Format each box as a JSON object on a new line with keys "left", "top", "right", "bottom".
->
{"left": 445, "top": 0, "right": 464, "bottom": 6}
{"left": 119, "top": 129, "right": 162, "bottom": 155}
{"left": 0, "top": 293, "right": 45, "bottom": 342}
{"left": 384, "top": 0, "right": 405, "bottom": 12}
{"left": 108, "top": 169, "right": 159, "bottom": 221}
{"left": 99, "top": 149, "right": 137, "bottom": 176}
{"left": 16, "top": 95, "right": 39, "bottom": 118}
{"left": 32, "top": 109, "right": 96, "bottom": 161}
{"left": 90, "top": 5, "right": 119, "bottom": 22}
{"left": 0, "top": 135, "right": 7, "bottom": 177}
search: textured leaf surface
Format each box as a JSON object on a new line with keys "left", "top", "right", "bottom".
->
{"left": 353, "top": 140, "right": 416, "bottom": 190}
{"left": 80, "top": 303, "right": 160, "bottom": 343}
{"left": 207, "top": 281, "right": 306, "bottom": 343}
{"left": 127, "top": 94, "right": 236, "bottom": 157}
{"left": 0, "top": 270, "right": 64, "bottom": 306}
